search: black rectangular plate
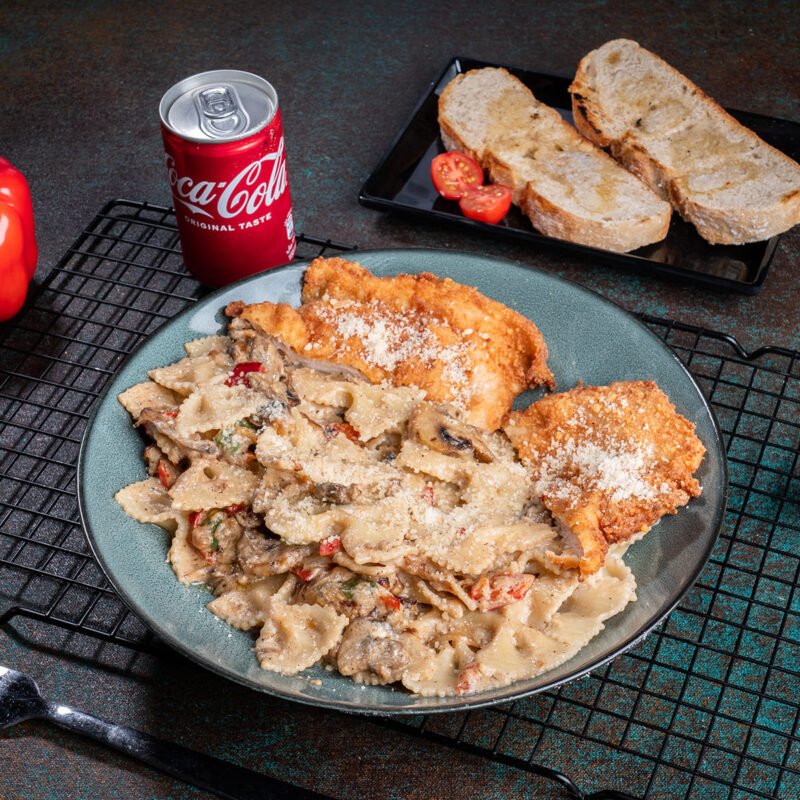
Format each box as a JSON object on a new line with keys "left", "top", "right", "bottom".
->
{"left": 359, "top": 56, "right": 800, "bottom": 294}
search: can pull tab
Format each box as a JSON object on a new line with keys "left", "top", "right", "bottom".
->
{"left": 194, "top": 85, "right": 249, "bottom": 138}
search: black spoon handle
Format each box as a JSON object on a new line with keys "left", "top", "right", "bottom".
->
{"left": 45, "top": 703, "right": 332, "bottom": 800}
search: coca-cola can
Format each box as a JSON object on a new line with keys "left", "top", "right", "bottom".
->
{"left": 159, "top": 69, "right": 296, "bottom": 287}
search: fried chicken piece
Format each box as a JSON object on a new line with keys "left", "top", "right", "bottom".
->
{"left": 504, "top": 380, "right": 705, "bottom": 577}
{"left": 234, "top": 257, "right": 554, "bottom": 431}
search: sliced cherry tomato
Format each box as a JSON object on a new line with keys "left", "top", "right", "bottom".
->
{"left": 225, "top": 503, "right": 246, "bottom": 515}
{"left": 224, "top": 361, "right": 263, "bottom": 388}
{"left": 430, "top": 151, "right": 484, "bottom": 200}
{"left": 458, "top": 184, "right": 512, "bottom": 224}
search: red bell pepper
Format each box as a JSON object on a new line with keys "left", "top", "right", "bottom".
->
{"left": 319, "top": 535, "right": 342, "bottom": 556}
{"left": 0, "top": 157, "right": 37, "bottom": 322}
{"left": 224, "top": 361, "right": 263, "bottom": 387}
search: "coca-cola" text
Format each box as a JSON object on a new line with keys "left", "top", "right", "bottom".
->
{"left": 166, "top": 139, "right": 288, "bottom": 220}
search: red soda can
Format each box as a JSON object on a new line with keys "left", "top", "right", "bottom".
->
{"left": 159, "top": 70, "right": 296, "bottom": 287}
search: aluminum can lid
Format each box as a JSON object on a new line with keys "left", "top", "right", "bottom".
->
{"left": 159, "top": 69, "right": 278, "bottom": 143}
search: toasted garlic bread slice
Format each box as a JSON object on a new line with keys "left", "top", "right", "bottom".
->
{"left": 571, "top": 39, "right": 800, "bottom": 244}
{"left": 438, "top": 67, "right": 671, "bottom": 252}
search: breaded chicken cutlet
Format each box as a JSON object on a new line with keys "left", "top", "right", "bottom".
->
{"left": 504, "top": 380, "right": 705, "bottom": 577}
{"left": 232, "top": 257, "right": 554, "bottom": 431}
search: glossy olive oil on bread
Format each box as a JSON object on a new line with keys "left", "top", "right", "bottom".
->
{"left": 571, "top": 39, "right": 800, "bottom": 244}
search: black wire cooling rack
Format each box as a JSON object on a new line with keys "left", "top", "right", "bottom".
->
{"left": 1, "top": 200, "right": 798, "bottom": 800}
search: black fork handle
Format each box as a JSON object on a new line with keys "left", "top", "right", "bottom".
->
{"left": 44, "top": 702, "right": 332, "bottom": 800}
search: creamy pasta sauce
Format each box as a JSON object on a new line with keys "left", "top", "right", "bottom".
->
{"left": 116, "top": 321, "right": 636, "bottom": 696}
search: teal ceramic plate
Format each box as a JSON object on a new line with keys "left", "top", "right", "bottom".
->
{"left": 78, "top": 249, "right": 726, "bottom": 715}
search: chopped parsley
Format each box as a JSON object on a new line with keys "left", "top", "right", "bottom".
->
{"left": 214, "top": 428, "right": 241, "bottom": 454}
{"left": 341, "top": 576, "right": 362, "bottom": 600}
{"left": 341, "top": 576, "right": 376, "bottom": 600}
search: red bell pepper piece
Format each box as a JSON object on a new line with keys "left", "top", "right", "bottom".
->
{"left": 379, "top": 594, "right": 402, "bottom": 611}
{"left": 292, "top": 567, "right": 315, "bottom": 582}
{"left": 321, "top": 422, "right": 361, "bottom": 443}
{"left": 0, "top": 157, "right": 37, "bottom": 323}
{"left": 469, "top": 573, "right": 534, "bottom": 610}
{"left": 319, "top": 535, "right": 342, "bottom": 556}
{"left": 225, "top": 361, "right": 263, "bottom": 387}
{"left": 156, "top": 459, "right": 177, "bottom": 489}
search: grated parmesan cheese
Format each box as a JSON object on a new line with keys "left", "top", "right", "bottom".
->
{"left": 315, "top": 301, "right": 473, "bottom": 409}
{"left": 534, "top": 437, "right": 659, "bottom": 504}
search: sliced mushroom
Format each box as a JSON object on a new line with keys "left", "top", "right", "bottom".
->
{"left": 336, "top": 619, "right": 409, "bottom": 683}
{"left": 239, "top": 366, "right": 294, "bottom": 407}
{"left": 137, "top": 407, "right": 220, "bottom": 457}
{"left": 296, "top": 565, "right": 350, "bottom": 604}
{"left": 295, "top": 567, "right": 380, "bottom": 619}
{"left": 407, "top": 404, "right": 494, "bottom": 462}
{"left": 143, "top": 444, "right": 164, "bottom": 475}
{"left": 368, "top": 431, "right": 402, "bottom": 462}
{"left": 228, "top": 316, "right": 368, "bottom": 382}
{"left": 247, "top": 336, "right": 284, "bottom": 374}
{"left": 269, "top": 334, "right": 368, "bottom": 382}
{"left": 311, "top": 482, "right": 356, "bottom": 505}
{"left": 230, "top": 508, "right": 261, "bottom": 529}
{"left": 234, "top": 335, "right": 301, "bottom": 412}
{"left": 249, "top": 398, "right": 292, "bottom": 429}
{"left": 212, "top": 516, "right": 244, "bottom": 568}
{"left": 226, "top": 318, "right": 286, "bottom": 371}
{"left": 236, "top": 528, "right": 312, "bottom": 576}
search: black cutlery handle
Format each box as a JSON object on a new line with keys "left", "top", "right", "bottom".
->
{"left": 45, "top": 703, "right": 332, "bottom": 800}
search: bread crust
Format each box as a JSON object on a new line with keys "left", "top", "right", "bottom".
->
{"left": 520, "top": 175, "right": 670, "bottom": 252}
{"left": 571, "top": 39, "right": 800, "bottom": 244}
{"left": 438, "top": 67, "right": 671, "bottom": 252}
